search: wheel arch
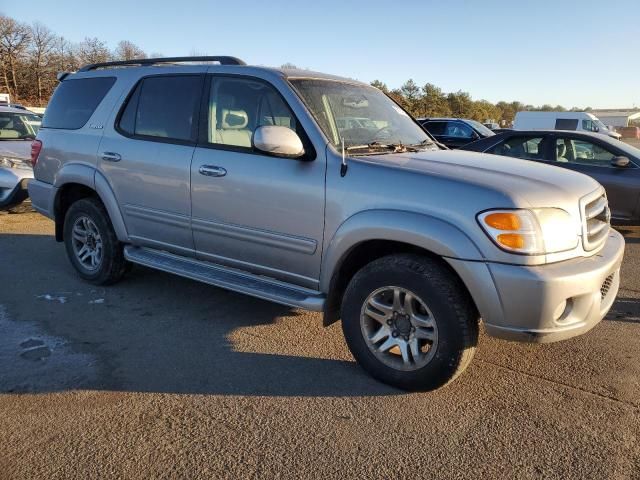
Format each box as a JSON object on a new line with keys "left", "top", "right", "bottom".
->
{"left": 320, "top": 210, "right": 484, "bottom": 326}
{"left": 53, "top": 165, "right": 128, "bottom": 242}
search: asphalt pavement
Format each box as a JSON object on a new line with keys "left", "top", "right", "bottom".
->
{"left": 0, "top": 212, "right": 638, "bottom": 479}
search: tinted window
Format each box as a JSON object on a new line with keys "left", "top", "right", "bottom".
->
{"left": 119, "top": 75, "right": 202, "bottom": 141}
{"left": 555, "top": 118, "right": 578, "bottom": 130}
{"left": 489, "top": 136, "right": 544, "bottom": 160}
{"left": 555, "top": 138, "right": 616, "bottom": 166}
{"left": 444, "top": 121, "right": 474, "bottom": 138}
{"left": 423, "top": 121, "right": 446, "bottom": 136}
{"left": 206, "top": 77, "right": 296, "bottom": 148}
{"left": 42, "top": 77, "right": 115, "bottom": 129}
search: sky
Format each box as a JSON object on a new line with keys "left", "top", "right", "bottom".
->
{"left": 3, "top": 0, "right": 639, "bottom": 109}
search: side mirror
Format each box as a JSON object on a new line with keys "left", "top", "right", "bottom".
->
{"left": 611, "top": 156, "right": 630, "bottom": 168}
{"left": 252, "top": 126, "right": 305, "bottom": 158}
{"left": 593, "top": 125, "right": 600, "bottom": 132}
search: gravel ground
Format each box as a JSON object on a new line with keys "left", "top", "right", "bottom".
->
{"left": 0, "top": 212, "right": 638, "bottom": 479}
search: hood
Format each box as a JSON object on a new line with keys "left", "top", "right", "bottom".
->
{"left": 0, "top": 140, "right": 31, "bottom": 161}
{"left": 355, "top": 149, "right": 600, "bottom": 208}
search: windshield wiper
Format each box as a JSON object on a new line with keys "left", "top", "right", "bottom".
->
{"left": 345, "top": 142, "right": 419, "bottom": 154}
{"left": 410, "top": 138, "right": 435, "bottom": 148}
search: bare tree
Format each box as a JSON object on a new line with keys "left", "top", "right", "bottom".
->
{"left": 52, "top": 36, "right": 77, "bottom": 72}
{"left": 0, "top": 15, "right": 31, "bottom": 100}
{"left": 76, "top": 36, "right": 110, "bottom": 66}
{"left": 113, "top": 40, "right": 147, "bottom": 61}
{"left": 29, "top": 23, "right": 54, "bottom": 104}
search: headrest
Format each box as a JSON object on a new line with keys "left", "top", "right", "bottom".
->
{"left": 0, "top": 129, "right": 20, "bottom": 139}
{"left": 221, "top": 109, "right": 248, "bottom": 129}
{"left": 556, "top": 143, "right": 566, "bottom": 157}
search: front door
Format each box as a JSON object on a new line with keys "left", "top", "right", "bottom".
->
{"left": 190, "top": 75, "right": 326, "bottom": 288}
{"left": 549, "top": 135, "right": 640, "bottom": 220}
{"left": 99, "top": 73, "right": 204, "bottom": 255}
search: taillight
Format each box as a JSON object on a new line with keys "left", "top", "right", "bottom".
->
{"left": 30, "top": 140, "right": 42, "bottom": 168}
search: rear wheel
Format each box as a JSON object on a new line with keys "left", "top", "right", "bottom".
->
{"left": 341, "top": 254, "right": 478, "bottom": 391}
{"left": 63, "top": 197, "right": 129, "bottom": 285}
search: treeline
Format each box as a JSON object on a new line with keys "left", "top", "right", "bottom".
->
{"left": 2, "top": 11, "right": 591, "bottom": 120}
{"left": 0, "top": 13, "right": 150, "bottom": 106}
{"left": 371, "top": 79, "right": 591, "bottom": 125}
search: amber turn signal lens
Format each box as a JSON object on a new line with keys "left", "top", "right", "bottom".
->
{"left": 484, "top": 212, "right": 521, "bottom": 230}
{"left": 497, "top": 233, "right": 525, "bottom": 249}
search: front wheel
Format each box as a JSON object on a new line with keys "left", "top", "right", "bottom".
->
{"left": 341, "top": 254, "right": 479, "bottom": 391}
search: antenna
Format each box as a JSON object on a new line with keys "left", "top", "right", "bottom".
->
{"left": 340, "top": 137, "right": 348, "bottom": 177}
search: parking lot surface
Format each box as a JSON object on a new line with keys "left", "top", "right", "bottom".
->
{"left": 0, "top": 212, "right": 639, "bottom": 479}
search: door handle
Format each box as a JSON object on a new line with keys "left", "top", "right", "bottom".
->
{"left": 101, "top": 152, "right": 121, "bottom": 162}
{"left": 199, "top": 165, "right": 227, "bottom": 177}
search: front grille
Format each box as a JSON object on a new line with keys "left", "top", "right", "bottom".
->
{"left": 582, "top": 193, "right": 610, "bottom": 251}
{"left": 600, "top": 274, "right": 614, "bottom": 300}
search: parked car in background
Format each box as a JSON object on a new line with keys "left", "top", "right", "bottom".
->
{"left": 513, "top": 111, "right": 622, "bottom": 140}
{"left": 418, "top": 117, "right": 495, "bottom": 149}
{"left": 461, "top": 130, "right": 640, "bottom": 224}
{"left": 29, "top": 56, "right": 624, "bottom": 391}
{"left": 0, "top": 106, "right": 40, "bottom": 208}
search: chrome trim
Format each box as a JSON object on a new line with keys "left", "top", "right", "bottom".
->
{"left": 191, "top": 217, "right": 317, "bottom": 255}
{"left": 124, "top": 204, "right": 190, "bottom": 228}
{"left": 579, "top": 188, "right": 610, "bottom": 252}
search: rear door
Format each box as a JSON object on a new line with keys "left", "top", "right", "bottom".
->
{"left": 548, "top": 134, "right": 640, "bottom": 220}
{"left": 98, "top": 73, "right": 204, "bottom": 255}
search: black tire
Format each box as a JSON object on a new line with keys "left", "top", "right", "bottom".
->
{"left": 341, "top": 254, "right": 479, "bottom": 391}
{"left": 63, "top": 197, "right": 129, "bottom": 285}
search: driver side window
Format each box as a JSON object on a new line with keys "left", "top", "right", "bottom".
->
{"left": 445, "top": 121, "right": 474, "bottom": 138}
{"left": 555, "top": 138, "right": 616, "bottom": 166}
{"left": 206, "top": 77, "right": 297, "bottom": 148}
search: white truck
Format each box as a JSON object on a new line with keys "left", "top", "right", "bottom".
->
{"left": 513, "top": 111, "right": 622, "bottom": 140}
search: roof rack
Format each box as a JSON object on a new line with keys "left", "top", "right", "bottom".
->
{"left": 78, "top": 56, "right": 246, "bottom": 72}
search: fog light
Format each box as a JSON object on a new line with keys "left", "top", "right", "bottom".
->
{"left": 553, "top": 300, "right": 568, "bottom": 321}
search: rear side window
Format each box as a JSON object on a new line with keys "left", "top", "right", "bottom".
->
{"left": 118, "top": 75, "right": 202, "bottom": 142}
{"left": 488, "top": 136, "right": 544, "bottom": 160}
{"left": 42, "top": 77, "right": 115, "bottom": 129}
{"left": 555, "top": 118, "right": 578, "bottom": 130}
{"left": 423, "top": 121, "right": 446, "bottom": 135}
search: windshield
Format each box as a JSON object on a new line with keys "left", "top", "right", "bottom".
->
{"left": 0, "top": 112, "right": 41, "bottom": 140}
{"left": 290, "top": 79, "right": 433, "bottom": 153}
{"left": 467, "top": 119, "right": 495, "bottom": 137}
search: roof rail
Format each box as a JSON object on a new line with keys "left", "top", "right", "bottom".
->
{"left": 78, "top": 56, "right": 247, "bottom": 72}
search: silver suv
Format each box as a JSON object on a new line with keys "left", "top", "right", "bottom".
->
{"left": 29, "top": 56, "right": 625, "bottom": 390}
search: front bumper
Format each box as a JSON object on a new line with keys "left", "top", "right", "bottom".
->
{"left": 0, "top": 167, "right": 32, "bottom": 208}
{"left": 448, "top": 229, "right": 625, "bottom": 343}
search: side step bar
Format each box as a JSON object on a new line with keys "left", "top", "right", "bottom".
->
{"left": 124, "top": 246, "right": 326, "bottom": 311}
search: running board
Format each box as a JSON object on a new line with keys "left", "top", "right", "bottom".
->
{"left": 124, "top": 246, "right": 325, "bottom": 311}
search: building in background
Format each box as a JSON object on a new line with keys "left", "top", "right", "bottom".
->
{"left": 591, "top": 110, "right": 640, "bottom": 127}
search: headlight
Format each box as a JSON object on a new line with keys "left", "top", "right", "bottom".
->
{"left": 478, "top": 208, "right": 579, "bottom": 255}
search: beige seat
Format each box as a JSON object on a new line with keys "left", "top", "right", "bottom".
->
{"left": 0, "top": 129, "right": 20, "bottom": 139}
{"left": 214, "top": 109, "right": 252, "bottom": 147}
{"left": 556, "top": 143, "right": 569, "bottom": 162}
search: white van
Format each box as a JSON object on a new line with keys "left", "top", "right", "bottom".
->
{"left": 513, "top": 111, "right": 621, "bottom": 140}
